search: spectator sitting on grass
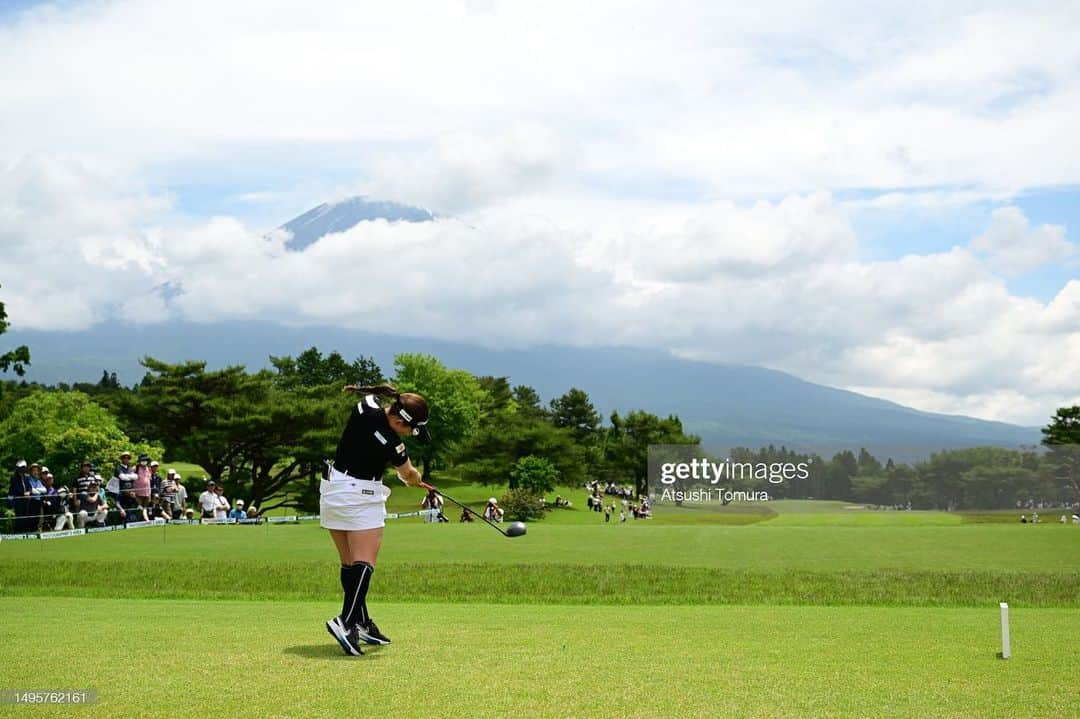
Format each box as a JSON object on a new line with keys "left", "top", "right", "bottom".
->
{"left": 213, "top": 484, "right": 230, "bottom": 519}
{"left": 77, "top": 478, "right": 109, "bottom": 528}
{"left": 228, "top": 499, "right": 247, "bottom": 521}
{"left": 198, "top": 480, "right": 218, "bottom": 519}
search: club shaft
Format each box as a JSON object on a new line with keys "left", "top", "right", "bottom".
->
{"left": 421, "top": 483, "right": 508, "bottom": 536}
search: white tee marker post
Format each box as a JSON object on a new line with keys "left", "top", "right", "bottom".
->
{"left": 999, "top": 602, "right": 1011, "bottom": 659}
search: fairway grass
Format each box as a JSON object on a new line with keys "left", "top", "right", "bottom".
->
{"left": 0, "top": 597, "right": 1075, "bottom": 719}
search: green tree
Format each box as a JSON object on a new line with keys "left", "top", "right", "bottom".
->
{"left": 392, "top": 353, "right": 486, "bottom": 480}
{"left": 0, "top": 286, "right": 31, "bottom": 400}
{"left": 477, "top": 376, "right": 515, "bottom": 417}
{"left": 271, "top": 347, "right": 383, "bottom": 389}
{"left": 512, "top": 385, "right": 547, "bottom": 420}
{"left": 453, "top": 414, "right": 591, "bottom": 488}
{"left": 499, "top": 487, "right": 548, "bottom": 521}
{"left": 0, "top": 390, "right": 160, "bottom": 483}
{"left": 1043, "top": 406, "right": 1080, "bottom": 501}
{"left": 604, "top": 410, "right": 699, "bottom": 497}
{"left": 509, "top": 454, "right": 560, "bottom": 495}
{"left": 550, "top": 388, "right": 600, "bottom": 442}
{"left": 124, "top": 358, "right": 263, "bottom": 483}
{"left": 823, "top": 450, "right": 857, "bottom": 500}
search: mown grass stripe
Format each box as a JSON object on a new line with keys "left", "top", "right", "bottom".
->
{"left": 1, "top": 560, "right": 1076, "bottom": 607}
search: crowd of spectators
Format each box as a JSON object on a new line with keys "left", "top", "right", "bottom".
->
{"left": 584, "top": 480, "right": 649, "bottom": 522}
{"left": 5, "top": 453, "right": 261, "bottom": 534}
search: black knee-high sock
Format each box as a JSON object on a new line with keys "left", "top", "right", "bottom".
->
{"left": 339, "top": 563, "right": 362, "bottom": 622}
{"left": 343, "top": 561, "right": 373, "bottom": 628}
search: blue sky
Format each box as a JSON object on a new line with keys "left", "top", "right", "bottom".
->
{"left": 1, "top": 0, "right": 1077, "bottom": 424}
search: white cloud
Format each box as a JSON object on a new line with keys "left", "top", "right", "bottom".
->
{"left": 1, "top": 1, "right": 1079, "bottom": 197}
{"left": 970, "top": 206, "right": 1075, "bottom": 275}
{"left": 2, "top": 157, "right": 1078, "bottom": 426}
{"left": 2, "top": 2, "right": 1079, "bottom": 427}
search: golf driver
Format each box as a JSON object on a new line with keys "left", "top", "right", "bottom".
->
{"left": 420, "top": 482, "right": 527, "bottom": 538}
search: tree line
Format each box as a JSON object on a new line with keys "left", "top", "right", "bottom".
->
{"left": 1, "top": 346, "right": 1077, "bottom": 512}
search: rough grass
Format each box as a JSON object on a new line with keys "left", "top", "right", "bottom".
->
{"left": 1, "top": 597, "right": 1076, "bottom": 719}
{"left": 5, "top": 521, "right": 1078, "bottom": 572}
{"left": 1, "top": 559, "right": 1076, "bottom": 608}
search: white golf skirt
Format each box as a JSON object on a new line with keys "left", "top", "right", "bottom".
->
{"left": 319, "top": 469, "right": 391, "bottom": 531}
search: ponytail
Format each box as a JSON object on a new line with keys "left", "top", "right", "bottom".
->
{"left": 343, "top": 383, "right": 401, "bottom": 400}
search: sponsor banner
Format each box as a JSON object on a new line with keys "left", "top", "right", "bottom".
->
{"left": 40, "top": 529, "right": 87, "bottom": 540}
{"left": 200, "top": 518, "right": 236, "bottom": 525}
{"left": 236, "top": 518, "right": 261, "bottom": 525}
{"left": 267, "top": 516, "right": 297, "bottom": 524}
{"left": 296, "top": 515, "right": 319, "bottom": 522}
{"left": 0, "top": 533, "right": 37, "bottom": 540}
{"left": 386, "top": 509, "right": 439, "bottom": 520}
{"left": 125, "top": 519, "right": 167, "bottom": 529}
{"left": 87, "top": 525, "right": 122, "bottom": 534}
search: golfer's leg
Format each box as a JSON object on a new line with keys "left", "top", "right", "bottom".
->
{"left": 342, "top": 529, "right": 383, "bottom": 627}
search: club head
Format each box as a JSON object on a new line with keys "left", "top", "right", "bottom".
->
{"left": 506, "top": 521, "right": 527, "bottom": 537}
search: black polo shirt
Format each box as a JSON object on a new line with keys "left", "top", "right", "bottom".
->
{"left": 332, "top": 395, "right": 409, "bottom": 480}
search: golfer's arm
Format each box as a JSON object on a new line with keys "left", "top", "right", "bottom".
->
{"left": 396, "top": 459, "right": 422, "bottom": 487}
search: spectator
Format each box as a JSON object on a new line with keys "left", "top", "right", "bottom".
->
{"left": 1020, "top": 515, "right": 1027, "bottom": 523}
{"left": 174, "top": 474, "right": 188, "bottom": 517}
{"left": 161, "top": 469, "right": 179, "bottom": 518}
{"left": 41, "top": 472, "right": 73, "bottom": 531}
{"left": 115, "top": 454, "right": 145, "bottom": 523}
{"left": 460, "top": 508, "right": 474, "bottom": 523}
{"left": 246, "top": 505, "right": 260, "bottom": 520}
{"left": 73, "top": 461, "right": 94, "bottom": 496}
{"left": 149, "top": 460, "right": 163, "bottom": 497}
{"left": 483, "top": 497, "right": 503, "bottom": 522}
{"left": 228, "top": 499, "right": 247, "bottom": 521}
{"left": 134, "top": 453, "right": 153, "bottom": 508}
{"left": 76, "top": 478, "right": 109, "bottom": 528}
{"left": 146, "top": 493, "right": 170, "bottom": 521}
{"left": 198, "top": 480, "right": 218, "bottom": 519}
{"left": 422, "top": 488, "right": 445, "bottom": 523}
{"left": 619, "top": 508, "right": 627, "bottom": 523}
{"left": 603, "top": 504, "right": 611, "bottom": 523}
{"left": 1072, "top": 513, "right": 1080, "bottom": 524}
{"left": 26, "top": 463, "right": 46, "bottom": 530}
{"left": 213, "top": 484, "right": 230, "bottom": 519}
{"left": 8, "top": 460, "right": 36, "bottom": 533}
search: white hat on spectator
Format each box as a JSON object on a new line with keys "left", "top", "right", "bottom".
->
{"left": 41, "top": 465, "right": 50, "bottom": 473}
{"left": 15, "top": 459, "right": 26, "bottom": 468}
{"left": 489, "top": 497, "right": 498, "bottom": 504}
{"left": 236, "top": 499, "right": 244, "bottom": 507}
{"left": 150, "top": 460, "right": 159, "bottom": 467}
{"left": 167, "top": 468, "right": 177, "bottom": 475}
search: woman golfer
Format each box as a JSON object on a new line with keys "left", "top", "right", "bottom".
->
{"left": 324, "top": 383, "right": 430, "bottom": 656}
